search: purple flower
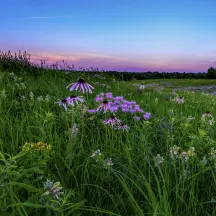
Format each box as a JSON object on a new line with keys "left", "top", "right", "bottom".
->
{"left": 106, "top": 92, "right": 113, "bottom": 99}
{"left": 97, "top": 101, "right": 111, "bottom": 112}
{"left": 121, "top": 103, "right": 128, "bottom": 109}
{"left": 103, "top": 115, "right": 121, "bottom": 126}
{"left": 96, "top": 96, "right": 104, "bottom": 102}
{"left": 143, "top": 112, "right": 151, "bottom": 120}
{"left": 66, "top": 95, "right": 84, "bottom": 106}
{"left": 116, "top": 122, "right": 130, "bottom": 132}
{"left": 88, "top": 109, "right": 97, "bottom": 113}
{"left": 66, "top": 78, "right": 94, "bottom": 94}
{"left": 110, "top": 105, "right": 119, "bottom": 113}
{"left": 134, "top": 116, "right": 141, "bottom": 121}
{"left": 129, "top": 109, "right": 136, "bottom": 113}
{"left": 121, "top": 108, "right": 129, "bottom": 112}
{"left": 56, "top": 98, "right": 68, "bottom": 111}
{"left": 114, "top": 96, "right": 124, "bottom": 101}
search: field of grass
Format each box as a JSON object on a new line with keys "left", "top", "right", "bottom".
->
{"left": 132, "top": 78, "right": 216, "bottom": 87}
{"left": 1, "top": 69, "right": 216, "bottom": 216}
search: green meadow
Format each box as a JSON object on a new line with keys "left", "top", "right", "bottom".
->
{"left": 1, "top": 66, "right": 216, "bottom": 216}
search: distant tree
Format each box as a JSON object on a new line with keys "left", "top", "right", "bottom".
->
{"left": 207, "top": 67, "right": 216, "bottom": 79}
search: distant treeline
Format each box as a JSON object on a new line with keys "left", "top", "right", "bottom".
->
{"left": 0, "top": 50, "right": 215, "bottom": 81}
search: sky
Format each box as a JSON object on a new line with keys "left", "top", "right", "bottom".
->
{"left": 1, "top": 0, "right": 216, "bottom": 72}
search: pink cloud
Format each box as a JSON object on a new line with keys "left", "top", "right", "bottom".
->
{"left": 1, "top": 47, "right": 215, "bottom": 72}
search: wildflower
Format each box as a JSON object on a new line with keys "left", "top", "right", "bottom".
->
{"left": 175, "top": 97, "right": 184, "bottom": 104}
{"left": 91, "top": 149, "right": 101, "bottom": 158}
{"left": 139, "top": 83, "right": 146, "bottom": 90}
{"left": 34, "top": 142, "right": 51, "bottom": 151}
{"left": 135, "top": 105, "right": 143, "bottom": 113}
{"left": 116, "top": 122, "right": 130, "bottom": 132}
{"left": 143, "top": 112, "right": 151, "bottom": 120}
{"left": 97, "top": 100, "right": 111, "bottom": 112}
{"left": 20, "top": 95, "right": 25, "bottom": 101}
{"left": 180, "top": 151, "right": 188, "bottom": 162}
{"left": 56, "top": 98, "right": 68, "bottom": 111}
{"left": 155, "top": 98, "right": 158, "bottom": 103}
{"left": 105, "top": 158, "right": 113, "bottom": 166}
{"left": 172, "top": 92, "right": 177, "bottom": 96}
{"left": 209, "top": 119, "right": 215, "bottom": 125}
{"left": 20, "top": 83, "right": 26, "bottom": 89}
{"left": 71, "top": 123, "right": 79, "bottom": 137}
{"left": 37, "top": 96, "right": 43, "bottom": 101}
{"left": 43, "top": 180, "right": 63, "bottom": 201}
{"left": 154, "top": 154, "right": 164, "bottom": 167}
{"left": 134, "top": 116, "right": 141, "bottom": 121}
{"left": 88, "top": 109, "right": 97, "bottom": 113}
{"left": 96, "top": 95, "right": 104, "bottom": 102}
{"left": 66, "top": 95, "right": 84, "bottom": 106}
{"left": 45, "top": 95, "right": 50, "bottom": 102}
{"left": 209, "top": 148, "right": 216, "bottom": 156}
{"left": 29, "top": 92, "right": 34, "bottom": 100}
{"left": 106, "top": 92, "right": 113, "bottom": 99}
{"left": 201, "top": 111, "right": 214, "bottom": 125}
{"left": 110, "top": 104, "right": 119, "bottom": 113}
{"left": 187, "top": 116, "right": 195, "bottom": 123}
{"left": 201, "top": 156, "right": 208, "bottom": 166}
{"left": 187, "top": 147, "right": 196, "bottom": 156}
{"left": 202, "top": 111, "right": 213, "bottom": 119}
{"left": 103, "top": 115, "right": 121, "bottom": 126}
{"left": 113, "top": 96, "right": 124, "bottom": 102}
{"left": 169, "top": 145, "right": 180, "bottom": 159}
{"left": 66, "top": 78, "right": 94, "bottom": 94}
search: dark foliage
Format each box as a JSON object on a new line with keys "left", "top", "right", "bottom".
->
{"left": 0, "top": 50, "right": 214, "bottom": 81}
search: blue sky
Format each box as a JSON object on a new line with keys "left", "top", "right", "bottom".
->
{"left": 1, "top": 0, "right": 216, "bottom": 72}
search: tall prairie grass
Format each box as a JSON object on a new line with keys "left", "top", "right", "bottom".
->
{"left": 1, "top": 52, "right": 216, "bottom": 215}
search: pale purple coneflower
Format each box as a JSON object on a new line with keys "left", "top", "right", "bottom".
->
{"left": 202, "top": 111, "right": 213, "bottom": 118}
{"left": 116, "top": 122, "right": 130, "bottom": 131}
{"left": 66, "top": 78, "right": 94, "bottom": 94}
{"left": 143, "top": 112, "right": 151, "bottom": 120}
{"left": 66, "top": 95, "right": 84, "bottom": 106}
{"left": 97, "top": 100, "right": 111, "bottom": 112}
{"left": 56, "top": 98, "right": 68, "bottom": 111}
{"left": 103, "top": 115, "right": 121, "bottom": 126}
{"left": 175, "top": 97, "right": 184, "bottom": 104}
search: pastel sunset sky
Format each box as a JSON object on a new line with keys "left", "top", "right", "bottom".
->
{"left": 1, "top": 0, "right": 216, "bottom": 72}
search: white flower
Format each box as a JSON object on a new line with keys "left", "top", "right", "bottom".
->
{"left": 169, "top": 145, "right": 180, "bottom": 159}
{"left": 37, "top": 96, "right": 43, "bottom": 101}
{"left": 154, "top": 154, "right": 164, "bottom": 167}
{"left": 29, "top": 92, "right": 34, "bottom": 100}
{"left": 91, "top": 149, "right": 101, "bottom": 158}
{"left": 20, "top": 95, "right": 25, "bottom": 101}
{"left": 45, "top": 95, "right": 50, "bottom": 102}
{"left": 201, "top": 156, "right": 208, "bottom": 166}
{"left": 71, "top": 123, "right": 79, "bottom": 137}
{"left": 105, "top": 158, "right": 113, "bottom": 166}
{"left": 139, "top": 83, "right": 146, "bottom": 90}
